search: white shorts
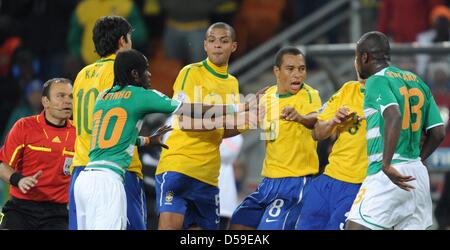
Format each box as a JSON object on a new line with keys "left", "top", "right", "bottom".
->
{"left": 74, "top": 168, "right": 127, "bottom": 230}
{"left": 347, "top": 160, "right": 432, "bottom": 230}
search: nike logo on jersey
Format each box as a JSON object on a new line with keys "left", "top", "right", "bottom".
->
{"left": 265, "top": 218, "right": 278, "bottom": 223}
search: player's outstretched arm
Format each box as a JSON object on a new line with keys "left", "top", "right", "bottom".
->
{"left": 313, "top": 106, "right": 356, "bottom": 140}
{"left": 381, "top": 105, "right": 416, "bottom": 191}
{"left": 137, "top": 125, "right": 173, "bottom": 149}
{"left": 420, "top": 125, "right": 445, "bottom": 161}
{"left": 0, "top": 162, "right": 42, "bottom": 194}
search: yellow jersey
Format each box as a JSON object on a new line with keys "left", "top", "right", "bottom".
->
{"left": 71, "top": 54, "right": 143, "bottom": 177}
{"left": 156, "top": 58, "right": 240, "bottom": 187}
{"left": 318, "top": 81, "right": 367, "bottom": 184}
{"left": 261, "top": 84, "right": 321, "bottom": 178}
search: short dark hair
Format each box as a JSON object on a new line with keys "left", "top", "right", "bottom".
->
{"left": 356, "top": 31, "right": 391, "bottom": 61}
{"left": 42, "top": 78, "right": 72, "bottom": 98}
{"left": 205, "top": 22, "right": 236, "bottom": 41}
{"left": 114, "top": 49, "right": 148, "bottom": 87}
{"left": 275, "top": 47, "right": 304, "bottom": 67}
{"left": 93, "top": 16, "right": 132, "bottom": 57}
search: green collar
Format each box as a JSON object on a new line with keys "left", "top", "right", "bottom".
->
{"left": 276, "top": 92, "right": 294, "bottom": 98}
{"left": 276, "top": 83, "right": 304, "bottom": 98}
{"left": 95, "top": 58, "right": 115, "bottom": 63}
{"left": 202, "top": 60, "right": 228, "bottom": 79}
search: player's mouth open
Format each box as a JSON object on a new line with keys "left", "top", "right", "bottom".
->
{"left": 290, "top": 81, "right": 302, "bottom": 91}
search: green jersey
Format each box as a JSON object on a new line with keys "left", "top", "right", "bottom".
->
{"left": 364, "top": 66, "right": 443, "bottom": 175}
{"left": 87, "top": 85, "right": 181, "bottom": 178}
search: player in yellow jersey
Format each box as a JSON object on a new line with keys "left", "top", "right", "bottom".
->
{"left": 295, "top": 70, "right": 367, "bottom": 229}
{"left": 230, "top": 47, "right": 322, "bottom": 230}
{"left": 68, "top": 16, "right": 148, "bottom": 230}
{"left": 155, "top": 22, "right": 254, "bottom": 230}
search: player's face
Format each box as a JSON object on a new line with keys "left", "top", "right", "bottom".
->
{"left": 43, "top": 82, "right": 73, "bottom": 120}
{"left": 274, "top": 54, "right": 306, "bottom": 95}
{"left": 355, "top": 49, "right": 369, "bottom": 80}
{"left": 138, "top": 59, "right": 151, "bottom": 89}
{"left": 140, "top": 68, "right": 151, "bottom": 89}
{"left": 204, "top": 28, "right": 237, "bottom": 66}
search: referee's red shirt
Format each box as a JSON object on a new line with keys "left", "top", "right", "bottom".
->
{"left": 0, "top": 111, "right": 76, "bottom": 203}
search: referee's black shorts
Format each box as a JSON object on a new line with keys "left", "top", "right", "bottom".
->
{"left": 0, "top": 197, "right": 68, "bottom": 230}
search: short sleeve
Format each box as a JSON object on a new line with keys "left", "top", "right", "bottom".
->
{"left": 0, "top": 119, "right": 26, "bottom": 168}
{"left": 364, "top": 76, "right": 398, "bottom": 114}
{"left": 139, "top": 89, "right": 181, "bottom": 114}
{"left": 172, "top": 66, "right": 195, "bottom": 102}
{"left": 303, "top": 89, "right": 322, "bottom": 115}
{"left": 318, "top": 89, "right": 341, "bottom": 121}
{"left": 424, "top": 95, "right": 444, "bottom": 131}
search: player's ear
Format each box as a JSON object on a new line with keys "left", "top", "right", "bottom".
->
{"left": 362, "top": 52, "right": 369, "bottom": 63}
{"left": 41, "top": 96, "right": 50, "bottom": 108}
{"left": 273, "top": 66, "right": 280, "bottom": 77}
{"left": 231, "top": 41, "right": 237, "bottom": 53}
{"left": 131, "top": 69, "right": 139, "bottom": 83}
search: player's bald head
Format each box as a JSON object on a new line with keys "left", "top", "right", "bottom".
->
{"left": 356, "top": 31, "right": 391, "bottom": 61}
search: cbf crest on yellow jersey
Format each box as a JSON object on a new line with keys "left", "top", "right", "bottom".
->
{"left": 317, "top": 81, "right": 367, "bottom": 184}
{"left": 157, "top": 58, "right": 240, "bottom": 187}
{"left": 260, "top": 83, "right": 321, "bottom": 178}
{"left": 72, "top": 54, "right": 143, "bottom": 177}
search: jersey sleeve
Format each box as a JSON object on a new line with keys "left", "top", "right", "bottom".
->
{"left": 318, "top": 89, "right": 341, "bottom": 121}
{"left": 303, "top": 89, "right": 322, "bottom": 114}
{"left": 172, "top": 66, "right": 196, "bottom": 102}
{"left": 0, "top": 119, "right": 26, "bottom": 168}
{"left": 364, "top": 76, "right": 398, "bottom": 115}
{"left": 139, "top": 89, "right": 182, "bottom": 114}
{"left": 424, "top": 95, "right": 444, "bottom": 131}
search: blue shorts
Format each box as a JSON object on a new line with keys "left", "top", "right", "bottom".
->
{"left": 230, "top": 176, "right": 310, "bottom": 230}
{"left": 295, "top": 174, "right": 361, "bottom": 230}
{"left": 155, "top": 171, "right": 219, "bottom": 230}
{"left": 68, "top": 167, "right": 147, "bottom": 230}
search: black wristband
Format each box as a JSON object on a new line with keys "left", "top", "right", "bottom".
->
{"left": 9, "top": 172, "right": 24, "bottom": 187}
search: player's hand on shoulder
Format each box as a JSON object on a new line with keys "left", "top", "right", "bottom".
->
{"left": 18, "top": 170, "right": 43, "bottom": 194}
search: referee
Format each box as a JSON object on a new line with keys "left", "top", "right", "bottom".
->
{"left": 0, "top": 78, "right": 75, "bottom": 230}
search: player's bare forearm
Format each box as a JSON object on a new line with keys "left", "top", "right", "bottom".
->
{"left": 313, "top": 119, "right": 337, "bottom": 141}
{"left": 420, "top": 125, "right": 445, "bottom": 160}
{"left": 176, "top": 103, "right": 248, "bottom": 119}
{"left": 179, "top": 115, "right": 216, "bottom": 131}
{"left": 297, "top": 112, "right": 318, "bottom": 129}
{"left": 0, "top": 162, "right": 15, "bottom": 184}
{"left": 381, "top": 106, "right": 402, "bottom": 168}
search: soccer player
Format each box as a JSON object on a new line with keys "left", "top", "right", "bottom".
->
{"left": 69, "top": 16, "right": 147, "bottom": 230}
{"left": 346, "top": 31, "right": 445, "bottom": 230}
{"left": 74, "top": 49, "right": 253, "bottom": 230}
{"left": 295, "top": 75, "right": 367, "bottom": 230}
{"left": 230, "top": 47, "right": 322, "bottom": 230}
{"left": 0, "top": 78, "right": 75, "bottom": 229}
{"left": 155, "top": 22, "right": 252, "bottom": 230}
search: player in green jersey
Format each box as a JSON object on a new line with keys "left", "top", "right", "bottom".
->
{"left": 73, "top": 49, "right": 257, "bottom": 229}
{"left": 346, "top": 31, "right": 445, "bottom": 230}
